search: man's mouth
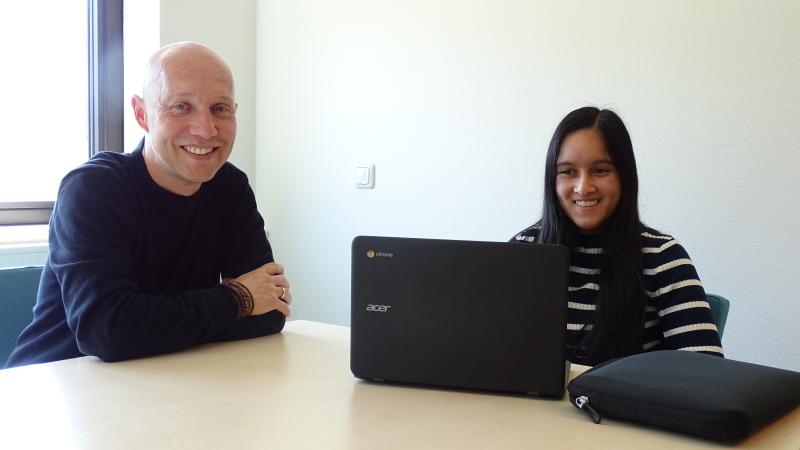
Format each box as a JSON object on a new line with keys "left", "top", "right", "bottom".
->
{"left": 574, "top": 199, "right": 599, "bottom": 207}
{"left": 183, "top": 145, "right": 215, "bottom": 155}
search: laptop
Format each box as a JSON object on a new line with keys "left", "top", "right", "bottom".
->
{"left": 350, "top": 235, "right": 570, "bottom": 397}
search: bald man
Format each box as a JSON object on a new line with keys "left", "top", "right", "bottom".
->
{"left": 6, "top": 43, "right": 290, "bottom": 368}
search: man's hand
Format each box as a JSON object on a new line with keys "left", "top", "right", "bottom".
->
{"left": 234, "top": 262, "right": 292, "bottom": 317}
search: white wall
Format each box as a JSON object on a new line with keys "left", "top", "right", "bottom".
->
{"left": 158, "top": 0, "right": 257, "bottom": 179}
{"left": 254, "top": 0, "right": 800, "bottom": 371}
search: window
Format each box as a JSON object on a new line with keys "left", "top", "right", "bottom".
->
{"left": 0, "top": 0, "right": 123, "bottom": 227}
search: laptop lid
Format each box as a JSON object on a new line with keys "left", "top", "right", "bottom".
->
{"left": 351, "top": 236, "right": 569, "bottom": 396}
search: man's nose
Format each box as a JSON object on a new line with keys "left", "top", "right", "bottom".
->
{"left": 190, "top": 110, "right": 218, "bottom": 139}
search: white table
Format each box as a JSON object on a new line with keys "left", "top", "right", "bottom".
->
{"left": 1, "top": 320, "right": 798, "bottom": 449}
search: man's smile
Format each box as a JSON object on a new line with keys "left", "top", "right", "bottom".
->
{"left": 182, "top": 145, "right": 216, "bottom": 155}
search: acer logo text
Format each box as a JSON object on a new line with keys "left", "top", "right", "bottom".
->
{"left": 366, "top": 304, "right": 392, "bottom": 312}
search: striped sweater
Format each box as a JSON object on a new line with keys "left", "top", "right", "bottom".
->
{"left": 513, "top": 225, "right": 723, "bottom": 366}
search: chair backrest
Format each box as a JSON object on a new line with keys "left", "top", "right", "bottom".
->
{"left": 0, "top": 266, "right": 42, "bottom": 367}
{"left": 705, "top": 293, "right": 730, "bottom": 339}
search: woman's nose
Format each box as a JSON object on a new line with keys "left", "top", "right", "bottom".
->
{"left": 574, "top": 173, "right": 596, "bottom": 195}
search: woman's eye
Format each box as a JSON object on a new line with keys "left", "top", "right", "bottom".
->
{"left": 557, "top": 169, "right": 574, "bottom": 176}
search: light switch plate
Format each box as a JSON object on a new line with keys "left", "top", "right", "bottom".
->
{"left": 356, "top": 164, "right": 375, "bottom": 189}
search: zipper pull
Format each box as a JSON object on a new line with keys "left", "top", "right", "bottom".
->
{"left": 575, "top": 395, "right": 602, "bottom": 424}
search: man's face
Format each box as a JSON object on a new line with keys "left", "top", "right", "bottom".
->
{"left": 133, "top": 48, "right": 237, "bottom": 196}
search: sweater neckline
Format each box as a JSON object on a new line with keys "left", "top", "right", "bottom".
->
{"left": 573, "top": 231, "right": 607, "bottom": 249}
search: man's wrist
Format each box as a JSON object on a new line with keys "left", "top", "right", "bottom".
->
{"left": 221, "top": 279, "right": 254, "bottom": 318}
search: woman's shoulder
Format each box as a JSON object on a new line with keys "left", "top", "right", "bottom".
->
{"left": 639, "top": 226, "right": 673, "bottom": 245}
{"left": 510, "top": 224, "right": 541, "bottom": 242}
{"left": 639, "top": 226, "right": 692, "bottom": 261}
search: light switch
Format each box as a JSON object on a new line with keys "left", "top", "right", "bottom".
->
{"left": 356, "top": 164, "right": 375, "bottom": 189}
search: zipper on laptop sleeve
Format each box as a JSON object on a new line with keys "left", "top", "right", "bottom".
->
{"left": 574, "top": 395, "right": 602, "bottom": 424}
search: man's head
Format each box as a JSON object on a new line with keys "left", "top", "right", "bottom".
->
{"left": 132, "top": 42, "right": 237, "bottom": 196}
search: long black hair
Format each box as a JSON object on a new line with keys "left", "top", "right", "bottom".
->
{"left": 538, "top": 106, "right": 646, "bottom": 364}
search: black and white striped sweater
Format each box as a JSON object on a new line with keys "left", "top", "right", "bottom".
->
{"left": 513, "top": 225, "right": 724, "bottom": 366}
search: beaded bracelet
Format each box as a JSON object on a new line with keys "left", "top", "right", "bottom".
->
{"left": 221, "top": 279, "right": 254, "bottom": 318}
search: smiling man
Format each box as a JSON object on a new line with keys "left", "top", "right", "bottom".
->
{"left": 6, "top": 43, "right": 291, "bottom": 368}
{"left": 135, "top": 43, "right": 239, "bottom": 196}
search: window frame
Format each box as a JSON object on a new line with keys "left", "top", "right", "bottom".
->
{"left": 0, "top": 0, "right": 124, "bottom": 226}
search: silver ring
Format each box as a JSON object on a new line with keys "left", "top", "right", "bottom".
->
{"left": 280, "top": 287, "right": 287, "bottom": 301}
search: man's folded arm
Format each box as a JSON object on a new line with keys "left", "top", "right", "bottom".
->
{"left": 66, "top": 276, "right": 242, "bottom": 362}
{"left": 212, "top": 168, "right": 286, "bottom": 342}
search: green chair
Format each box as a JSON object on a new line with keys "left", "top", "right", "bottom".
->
{"left": 705, "top": 293, "right": 730, "bottom": 339}
{"left": 0, "top": 266, "right": 42, "bottom": 367}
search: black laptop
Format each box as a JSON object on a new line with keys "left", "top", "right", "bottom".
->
{"left": 351, "top": 236, "right": 570, "bottom": 397}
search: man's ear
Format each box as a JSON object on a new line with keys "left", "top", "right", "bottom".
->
{"left": 132, "top": 95, "right": 149, "bottom": 132}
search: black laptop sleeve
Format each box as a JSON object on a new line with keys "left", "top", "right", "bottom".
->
{"left": 566, "top": 350, "right": 800, "bottom": 442}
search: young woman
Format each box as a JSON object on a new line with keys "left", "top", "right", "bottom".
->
{"left": 513, "top": 106, "right": 723, "bottom": 366}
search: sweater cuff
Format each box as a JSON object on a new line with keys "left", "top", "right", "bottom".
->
{"left": 207, "top": 284, "right": 243, "bottom": 323}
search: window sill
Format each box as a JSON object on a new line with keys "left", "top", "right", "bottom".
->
{"left": 0, "top": 225, "right": 48, "bottom": 268}
{"left": 0, "top": 224, "right": 48, "bottom": 245}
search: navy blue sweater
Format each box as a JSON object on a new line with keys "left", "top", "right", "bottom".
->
{"left": 6, "top": 143, "right": 284, "bottom": 367}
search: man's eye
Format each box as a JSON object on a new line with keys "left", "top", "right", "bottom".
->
{"left": 213, "top": 104, "right": 233, "bottom": 114}
{"left": 172, "top": 103, "right": 190, "bottom": 113}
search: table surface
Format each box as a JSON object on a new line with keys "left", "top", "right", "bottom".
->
{"left": 1, "top": 320, "right": 798, "bottom": 449}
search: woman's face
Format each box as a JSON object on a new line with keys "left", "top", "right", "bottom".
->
{"left": 555, "top": 128, "right": 621, "bottom": 234}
